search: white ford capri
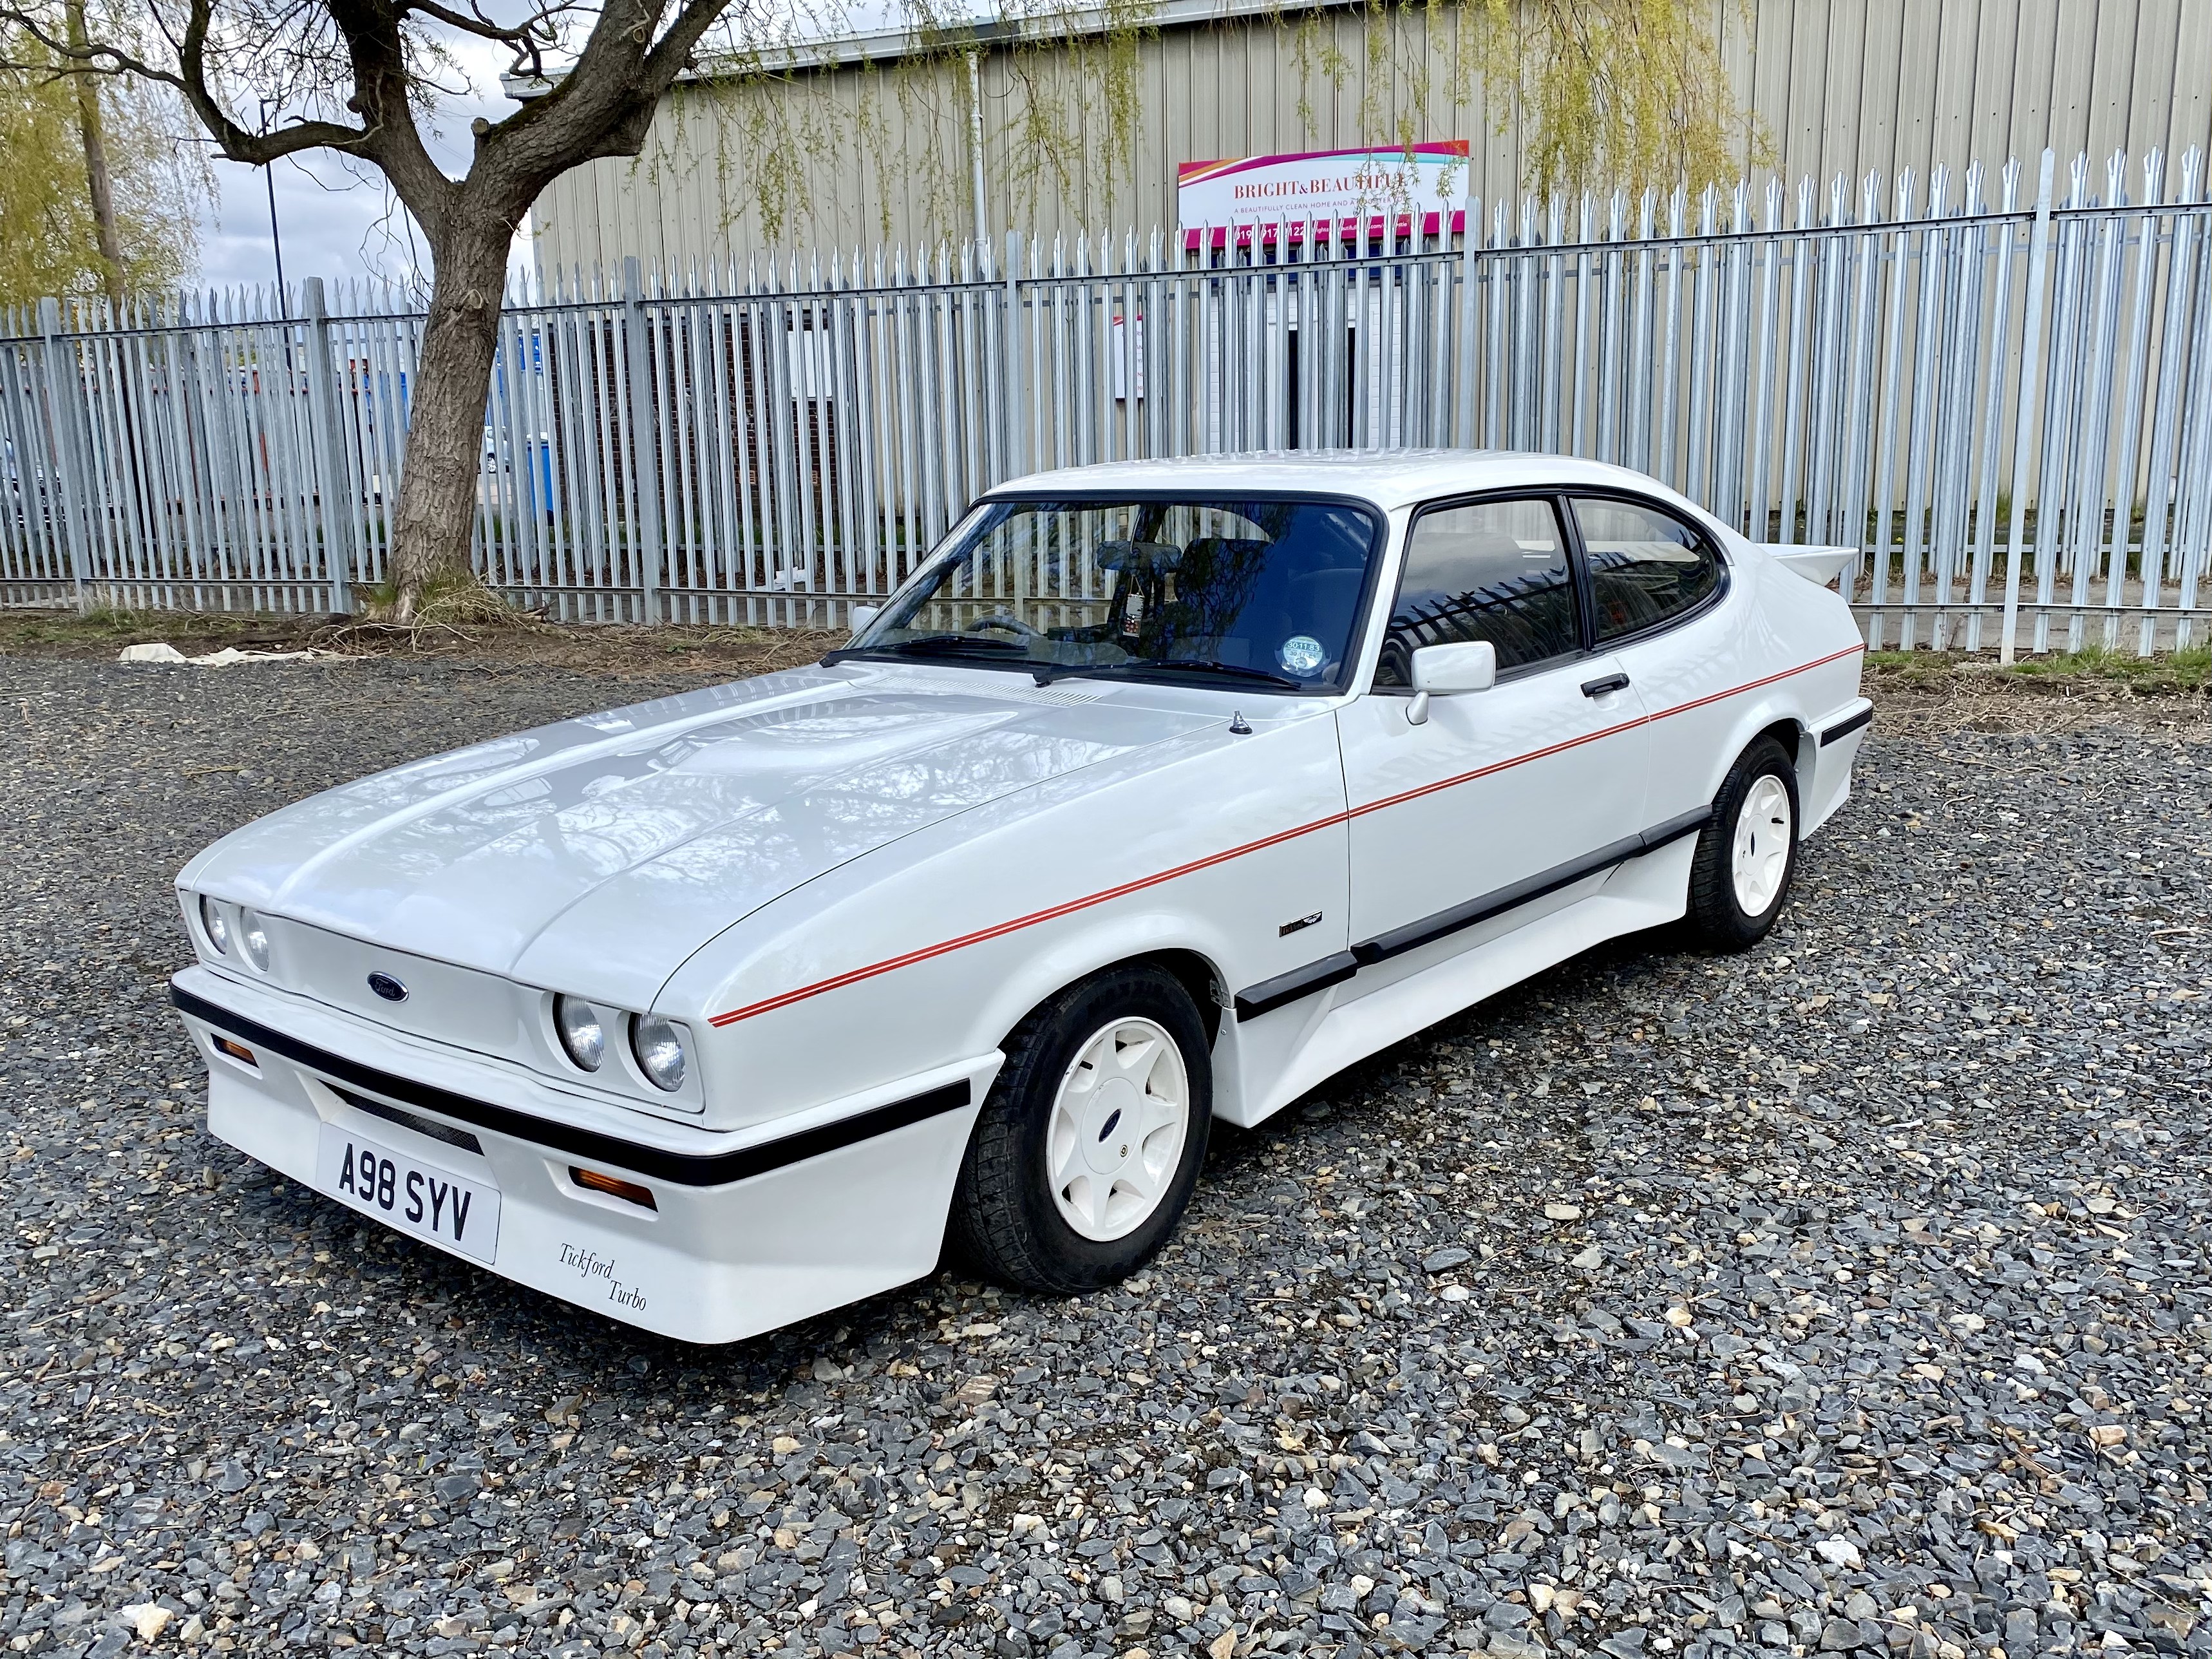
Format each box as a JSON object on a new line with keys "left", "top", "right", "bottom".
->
{"left": 171, "top": 451, "right": 1869, "bottom": 1343}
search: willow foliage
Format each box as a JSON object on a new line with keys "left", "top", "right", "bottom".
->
{"left": 0, "top": 30, "right": 208, "bottom": 307}
{"left": 672, "top": 0, "right": 1162, "bottom": 249}
{"left": 659, "top": 0, "right": 1764, "bottom": 253}
{"left": 1481, "top": 0, "right": 1766, "bottom": 196}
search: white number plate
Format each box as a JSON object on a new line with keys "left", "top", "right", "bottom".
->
{"left": 313, "top": 1123, "right": 501, "bottom": 1265}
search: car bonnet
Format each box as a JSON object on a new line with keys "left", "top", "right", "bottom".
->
{"left": 181, "top": 665, "right": 1216, "bottom": 1010}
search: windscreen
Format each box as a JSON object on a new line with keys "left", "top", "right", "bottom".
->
{"left": 846, "top": 498, "right": 1381, "bottom": 691}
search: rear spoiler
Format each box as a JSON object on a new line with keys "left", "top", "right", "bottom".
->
{"left": 1757, "top": 545, "right": 1856, "bottom": 586}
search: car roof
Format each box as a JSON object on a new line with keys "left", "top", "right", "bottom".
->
{"left": 985, "top": 449, "right": 1703, "bottom": 515}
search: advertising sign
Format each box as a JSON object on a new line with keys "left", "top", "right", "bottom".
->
{"left": 1177, "top": 141, "right": 1471, "bottom": 248}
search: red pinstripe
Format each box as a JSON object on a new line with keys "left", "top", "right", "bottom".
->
{"left": 706, "top": 811, "right": 1350, "bottom": 1027}
{"left": 706, "top": 641, "right": 1866, "bottom": 1027}
{"left": 1647, "top": 642, "right": 1866, "bottom": 721}
{"left": 1347, "top": 710, "right": 1649, "bottom": 819}
{"left": 1347, "top": 640, "right": 1866, "bottom": 820}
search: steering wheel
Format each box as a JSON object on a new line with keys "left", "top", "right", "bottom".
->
{"left": 968, "top": 612, "right": 1044, "bottom": 640}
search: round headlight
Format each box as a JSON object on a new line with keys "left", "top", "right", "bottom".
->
{"left": 239, "top": 908, "right": 271, "bottom": 971}
{"left": 631, "top": 1014, "right": 688, "bottom": 1092}
{"left": 198, "top": 894, "right": 230, "bottom": 955}
{"left": 554, "top": 995, "right": 605, "bottom": 1072}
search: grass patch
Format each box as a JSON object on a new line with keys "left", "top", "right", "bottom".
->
{"left": 1861, "top": 650, "right": 1960, "bottom": 689}
{"left": 0, "top": 603, "right": 317, "bottom": 654}
{"left": 0, "top": 597, "right": 842, "bottom": 676}
{"left": 357, "top": 568, "right": 529, "bottom": 629}
{"left": 1864, "top": 644, "right": 2211, "bottom": 698}
{"left": 2000, "top": 643, "right": 2210, "bottom": 691}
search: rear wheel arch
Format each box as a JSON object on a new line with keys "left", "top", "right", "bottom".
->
{"left": 1754, "top": 716, "right": 1814, "bottom": 800}
{"left": 1692, "top": 710, "right": 1809, "bottom": 823}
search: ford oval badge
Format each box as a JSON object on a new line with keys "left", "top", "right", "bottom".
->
{"left": 367, "top": 972, "right": 409, "bottom": 1003}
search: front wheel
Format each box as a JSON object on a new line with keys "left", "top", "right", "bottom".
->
{"left": 1686, "top": 735, "right": 1801, "bottom": 949}
{"left": 949, "top": 964, "right": 1211, "bottom": 1294}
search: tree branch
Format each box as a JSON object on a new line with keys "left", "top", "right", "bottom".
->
{"left": 177, "top": 0, "right": 380, "bottom": 164}
{"left": 321, "top": 0, "right": 464, "bottom": 231}
{"left": 0, "top": 1, "right": 374, "bottom": 162}
{"left": 0, "top": 5, "right": 191, "bottom": 88}
{"left": 469, "top": 0, "right": 747, "bottom": 196}
{"left": 643, "top": 0, "right": 750, "bottom": 87}
{"left": 404, "top": 0, "right": 536, "bottom": 41}
{"left": 399, "top": 0, "right": 562, "bottom": 77}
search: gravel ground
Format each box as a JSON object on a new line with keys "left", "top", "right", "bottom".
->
{"left": 2, "top": 656, "right": 2208, "bottom": 1659}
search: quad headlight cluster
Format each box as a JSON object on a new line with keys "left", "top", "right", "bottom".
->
{"left": 553, "top": 994, "right": 690, "bottom": 1092}
{"left": 196, "top": 893, "right": 272, "bottom": 973}
{"left": 191, "top": 889, "right": 694, "bottom": 1098}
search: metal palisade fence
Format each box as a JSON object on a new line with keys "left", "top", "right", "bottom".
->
{"left": 3, "top": 146, "right": 2211, "bottom": 654}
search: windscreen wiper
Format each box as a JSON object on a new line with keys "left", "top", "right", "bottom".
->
{"left": 824, "top": 635, "right": 1029, "bottom": 665}
{"left": 1034, "top": 658, "right": 1306, "bottom": 690}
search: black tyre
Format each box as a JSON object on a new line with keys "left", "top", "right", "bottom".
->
{"left": 949, "top": 964, "right": 1211, "bottom": 1294}
{"left": 1686, "top": 735, "right": 1801, "bottom": 950}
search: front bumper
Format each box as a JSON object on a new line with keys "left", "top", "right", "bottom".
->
{"left": 171, "top": 967, "right": 996, "bottom": 1344}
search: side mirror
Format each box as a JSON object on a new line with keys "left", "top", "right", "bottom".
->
{"left": 1405, "top": 640, "right": 1495, "bottom": 724}
{"left": 1410, "top": 640, "right": 1497, "bottom": 694}
{"left": 849, "top": 603, "right": 881, "bottom": 635}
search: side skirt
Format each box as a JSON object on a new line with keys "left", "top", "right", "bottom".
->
{"left": 1233, "top": 951, "right": 1359, "bottom": 1021}
{"left": 1233, "top": 805, "right": 1712, "bottom": 1021}
{"left": 1246, "top": 882, "right": 1687, "bottom": 1126}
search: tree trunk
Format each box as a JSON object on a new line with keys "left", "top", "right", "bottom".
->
{"left": 64, "top": 0, "right": 123, "bottom": 307}
{"left": 387, "top": 219, "right": 513, "bottom": 620}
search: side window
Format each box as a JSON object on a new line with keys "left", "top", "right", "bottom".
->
{"left": 1571, "top": 497, "right": 1722, "bottom": 641}
{"left": 1374, "top": 497, "right": 1578, "bottom": 687}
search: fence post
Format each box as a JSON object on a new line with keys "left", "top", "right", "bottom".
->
{"left": 1003, "top": 231, "right": 1026, "bottom": 479}
{"left": 301, "top": 278, "right": 354, "bottom": 615}
{"left": 36, "top": 297, "right": 89, "bottom": 611}
{"left": 621, "top": 256, "right": 663, "bottom": 624}
{"left": 1999, "top": 150, "right": 2056, "bottom": 666}
{"left": 1455, "top": 198, "right": 1482, "bottom": 447}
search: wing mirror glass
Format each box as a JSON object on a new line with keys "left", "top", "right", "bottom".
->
{"left": 1405, "top": 640, "right": 1495, "bottom": 724}
{"left": 849, "top": 603, "right": 881, "bottom": 635}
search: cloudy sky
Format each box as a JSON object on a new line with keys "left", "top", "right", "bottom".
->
{"left": 191, "top": 6, "right": 889, "bottom": 296}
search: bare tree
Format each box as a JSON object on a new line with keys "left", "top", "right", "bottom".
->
{"left": 5, "top": 1, "right": 768, "bottom": 619}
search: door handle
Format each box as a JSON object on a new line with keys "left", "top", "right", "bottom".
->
{"left": 1580, "top": 672, "right": 1631, "bottom": 698}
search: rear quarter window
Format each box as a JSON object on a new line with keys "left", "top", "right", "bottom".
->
{"left": 1572, "top": 497, "right": 1723, "bottom": 641}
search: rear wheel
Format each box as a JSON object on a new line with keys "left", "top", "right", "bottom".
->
{"left": 949, "top": 965, "right": 1211, "bottom": 1294}
{"left": 1687, "top": 735, "right": 1800, "bottom": 949}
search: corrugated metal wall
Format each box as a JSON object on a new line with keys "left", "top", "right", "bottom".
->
{"left": 1727, "top": 0, "right": 2209, "bottom": 187}
{"left": 528, "top": 0, "right": 2211, "bottom": 278}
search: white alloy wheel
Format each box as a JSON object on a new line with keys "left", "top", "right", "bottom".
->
{"left": 1046, "top": 1016, "right": 1190, "bottom": 1242}
{"left": 1731, "top": 773, "right": 1794, "bottom": 915}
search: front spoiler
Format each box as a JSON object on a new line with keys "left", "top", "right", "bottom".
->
{"left": 171, "top": 981, "right": 970, "bottom": 1185}
{"left": 170, "top": 972, "right": 998, "bottom": 1344}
